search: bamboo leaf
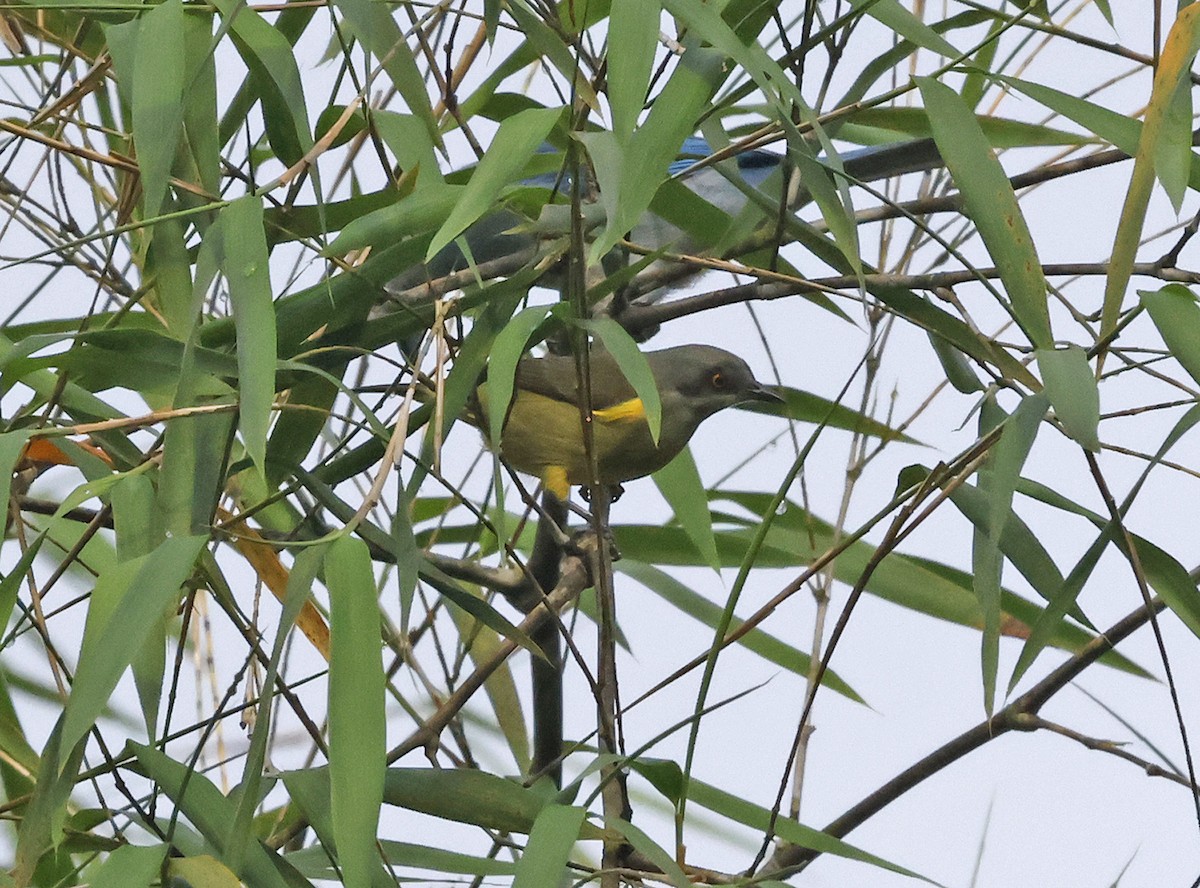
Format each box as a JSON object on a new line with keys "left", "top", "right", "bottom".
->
{"left": 1100, "top": 5, "right": 1200, "bottom": 355}
{"left": 579, "top": 318, "right": 661, "bottom": 443}
{"left": 917, "top": 75, "right": 1051, "bottom": 349}
{"left": 131, "top": 0, "right": 185, "bottom": 217}
{"left": 221, "top": 195, "right": 276, "bottom": 475}
{"left": 426, "top": 107, "right": 562, "bottom": 260}
{"left": 513, "top": 805, "right": 586, "bottom": 888}
{"left": 1037, "top": 345, "right": 1100, "bottom": 452}
{"left": 60, "top": 535, "right": 206, "bottom": 755}
{"left": 653, "top": 447, "right": 720, "bottom": 571}
{"left": 327, "top": 536, "right": 386, "bottom": 888}
{"left": 608, "top": 0, "right": 659, "bottom": 141}
{"left": 1140, "top": 284, "right": 1200, "bottom": 386}
{"left": 89, "top": 843, "right": 168, "bottom": 888}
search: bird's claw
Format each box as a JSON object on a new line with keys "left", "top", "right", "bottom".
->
{"left": 579, "top": 483, "right": 625, "bottom": 504}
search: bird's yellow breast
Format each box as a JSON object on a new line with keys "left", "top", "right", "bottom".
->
{"left": 480, "top": 387, "right": 673, "bottom": 495}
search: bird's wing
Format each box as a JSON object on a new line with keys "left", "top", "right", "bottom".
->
{"left": 514, "top": 351, "right": 639, "bottom": 411}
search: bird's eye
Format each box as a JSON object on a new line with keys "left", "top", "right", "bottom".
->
{"left": 710, "top": 371, "right": 726, "bottom": 389}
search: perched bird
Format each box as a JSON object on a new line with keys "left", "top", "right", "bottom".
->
{"left": 479, "top": 343, "right": 783, "bottom": 499}
{"left": 385, "top": 136, "right": 944, "bottom": 302}
{"left": 477, "top": 342, "right": 781, "bottom": 787}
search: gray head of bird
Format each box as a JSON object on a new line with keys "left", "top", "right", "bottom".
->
{"left": 647, "top": 345, "right": 783, "bottom": 429}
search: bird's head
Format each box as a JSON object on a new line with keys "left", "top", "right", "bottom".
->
{"left": 648, "top": 345, "right": 783, "bottom": 429}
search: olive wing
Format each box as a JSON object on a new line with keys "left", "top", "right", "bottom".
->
{"left": 512, "top": 351, "right": 641, "bottom": 411}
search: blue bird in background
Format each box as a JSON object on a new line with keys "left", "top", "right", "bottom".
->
{"left": 385, "top": 135, "right": 943, "bottom": 303}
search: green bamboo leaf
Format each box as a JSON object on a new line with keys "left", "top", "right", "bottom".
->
{"left": 929, "top": 334, "right": 984, "bottom": 393}
{"left": 168, "top": 856, "right": 243, "bottom": 888}
{"left": 266, "top": 374, "right": 336, "bottom": 487}
{"left": 910, "top": 551, "right": 1147, "bottom": 678}
{"left": 1140, "top": 284, "right": 1200, "bottom": 386}
{"left": 0, "top": 431, "right": 31, "bottom": 519}
{"left": 961, "top": 21, "right": 1001, "bottom": 110}
{"left": 579, "top": 318, "right": 661, "bottom": 442}
{"left": 380, "top": 842, "right": 515, "bottom": 876}
{"left": 382, "top": 767, "right": 541, "bottom": 834}
{"left": 13, "top": 719, "right": 87, "bottom": 886}
{"left": 583, "top": 44, "right": 728, "bottom": 263}
{"left": 482, "top": 304, "right": 554, "bottom": 455}
{"left": 426, "top": 107, "right": 561, "bottom": 260}
{"left": 130, "top": 743, "right": 310, "bottom": 888}
{"left": 608, "top": 0, "right": 659, "bottom": 141}
{"left": 296, "top": 469, "right": 541, "bottom": 654}
{"left": 111, "top": 473, "right": 158, "bottom": 561}
{"left": 618, "top": 491, "right": 1136, "bottom": 672}
{"left": 289, "top": 768, "right": 527, "bottom": 880}
{"left": 450, "top": 605, "right": 530, "bottom": 772}
{"left": 1101, "top": 5, "right": 1200, "bottom": 354}
{"left": 740, "top": 385, "right": 916, "bottom": 441}
{"left": 513, "top": 805, "right": 586, "bottom": 888}
{"left": 115, "top": 471, "right": 169, "bottom": 743}
{"left": 181, "top": 12, "right": 221, "bottom": 196}
{"left": 626, "top": 755, "right": 684, "bottom": 805}
{"left": 661, "top": 0, "right": 802, "bottom": 117}
{"left": 846, "top": 105, "right": 1094, "bottom": 149}
{"left": 505, "top": 1, "right": 602, "bottom": 111}
{"left": 60, "top": 535, "right": 206, "bottom": 756}
{"left": 89, "top": 843, "right": 167, "bottom": 888}
{"left": 0, "top": 54, "right": 58, "bottom": 67}
{"left": 787, "top": 130, "right": 861, "bottom": 276}
{"left": 160, "top": 404, "right": 236, "bottom": 537}
{"left": 617, "top": 561, "right": 864, "bottom": 701}
{"left": 324, "top": 185, "right": 462, "bottom": 256}
{"left": 145, "top": 216, "right": 196, "bottom": 337}
{"left": 54, "top": 328, "right": 237, "bottom": 394}
{"left": 1037, "top": 345, "right": 1100, "bottom": 452}
{"left": 285, "top": 841, "right": 517, "bottom": 880}
{"left": 848, "top": 0, "right": 959, "bottom": 57}
{"left": 228, "top": 545, "right": 322, "bottom": 873}
{"left": 391, "top": 486, "right": 419, "bottom": 633}
{"left": 408, "top": 285, "right": 524, "bottom": 495}
{"left": 653, "top": 448, "right": 720, "bottom": 571}
{"left": 973, "top": 394, "right": 1044, "bottom": 713}
{"left": 484, "top": 0, "right": 501, "bottom": 40}
{"left": 865, "top": 285, "right": 1039, "bottom": 389}
{"left": 1156, "top": 64, "right": 1194, "bottom": 212}
{"left": 327, "top": 536, "right": 386, "bottom": 888}
{"left": 330, "top": 0, "right": 437, "bottom": 143}
{"left": 995, "top": 76, "right": 1141, "bottom": 154}
{"left": 0, "top": 539, "right": 43, "bottom": 643}
{"left": 606, "top": 816, "right": 690, "bottom": 888}
{"left": 946, "top": 482, "right": 1075, "bottom": 620}
{"left": 221, "top": 195, "right": 276, "bottom": 475}
{"left": 209, "top": 0, "right": 313, "bottom": 164}
{"left": 917, "top": 76, "right": 1051, "bottom": 349}
{"left": 131, "top": 0, "right": 185, "bottom": 217}
{"left": 1011, "top": 514, "right": 1112, "bottom": 688}
{"left": 688, "top": 778, "right": 930, "bottom": 879}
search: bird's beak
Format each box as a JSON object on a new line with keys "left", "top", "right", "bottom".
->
{"left": 746, "top": 383, "right": 785, "bottom": 405}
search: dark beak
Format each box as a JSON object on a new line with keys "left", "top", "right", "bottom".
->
{"left": 745, "top": 383, "right": 785, "bottom": 405}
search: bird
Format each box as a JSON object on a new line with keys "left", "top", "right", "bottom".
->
{"left": 474, "top": 342, "right": 781, "bottom": 787}
{"left": 478, "top": 343, "right": 783, "bottom": 500}
{"left": 384, "top": 135, "right": 943, "bottom": 303}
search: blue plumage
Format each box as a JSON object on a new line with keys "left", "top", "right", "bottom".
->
{"left": 385, "top": 135, "right": 942, "bottom": 299}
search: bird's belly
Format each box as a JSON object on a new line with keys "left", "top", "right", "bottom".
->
{"left": 497, "top": 391, "right": 666, "bottom": 485}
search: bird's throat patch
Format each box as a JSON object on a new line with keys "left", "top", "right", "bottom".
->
{"left": 593, "top": 397, "right": 646, "bottom": 424}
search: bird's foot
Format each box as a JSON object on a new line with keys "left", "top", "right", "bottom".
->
{"left": 578, "top": 483, "right": 625, "bottom": 503}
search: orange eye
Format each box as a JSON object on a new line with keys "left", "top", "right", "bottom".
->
{"left": 710, "top": 371, "right": 725, "bottom": 389}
